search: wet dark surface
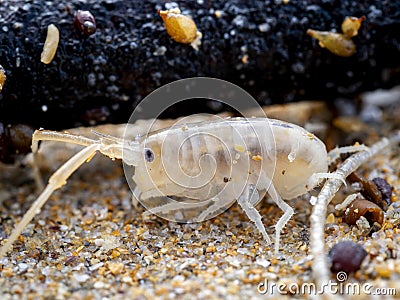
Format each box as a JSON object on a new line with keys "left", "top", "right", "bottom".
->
{"left": 1, "top": 1, "right": 400, "bottom": 126}
{"left": 0, "top": 0, "right": 399, "bottom": 163}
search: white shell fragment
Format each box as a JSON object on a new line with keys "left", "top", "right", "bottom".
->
{"left": 40, "top": 24, "right": 59, "bottom": 64}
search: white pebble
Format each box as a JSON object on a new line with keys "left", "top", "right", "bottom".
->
{"left": 237, "top": 247, "right": 250, "bottom": 255}
{"left": 42, "top": 266, "right": 51, "bottom": 276}
{"left": 94, "top": 238, "right": 105, "bottom": 246}
{"left": 255, "top": 258, "right": 271, "bottom": 268}
{"left": 73, "top": 272, "right": 90, "bottom": 283}
{"left": 258, "top": 23, "right": 271, "bottom": 32}
{"left": 94, "top": 281, "right": 105, "bottom": 288}
{"left": 89, "top": 262, "right": 104, "bottom": 271}
{"left": 18, "top": 263, "right": 29, "bottom": 272}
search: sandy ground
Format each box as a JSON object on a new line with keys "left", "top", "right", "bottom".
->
{"left": 0, "top": 102, "right": 399, "bottom": 299}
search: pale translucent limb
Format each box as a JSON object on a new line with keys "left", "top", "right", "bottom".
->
{"left": 32, "top": 150, "right": 45, "bottom": 191}
{"left": 131, "top": 187, "right": 141, "bottom": 209}
{"left": 266, "top": 181, "right": 294, "bottom": 253}
{"left": 31, "top": 130, "right": 98, "bottom": 190}
{"left": 238, "top": 184, "right": 272, "bottom": 246}
{"left": 0, "top": 143, "right": 100, "bottom": 257}
{"left": 334, "top": 193, "right": 360, "bottom": 211}
{"left": 142, "top": 198, "right": 209, "bottom": 218}
{"left": 32, "top": 130, "right": 98, "bottom": 150}
{"left": 196, "top": 196, "right": 234, "bottom": 222}
{"left": 310, "top": 132, "right": 400, "bottom": 291}
{"left": 327, "top": 144, "right": 370, "bottom": 164}
{"left": 306, "top": 172, "right": 347, "bottom": 189}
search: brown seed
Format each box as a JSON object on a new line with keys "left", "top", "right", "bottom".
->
{"left": 344, "top": 198, "right": 384, "bottom": 225}
{"left": 348, "top": 172, "right": 388, "bottom": 210}
{"left": 0, "top": 65, "right": 6, "bottom": 93}
{"left": 74, "top": 10, "right": 97, "bottom": 36}
{"left": 372, "top": 177, "right": 393, "bottom": 206}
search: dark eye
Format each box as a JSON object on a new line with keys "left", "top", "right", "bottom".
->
{"left": 144, "top": 148, "right": 155, "bottom": 162}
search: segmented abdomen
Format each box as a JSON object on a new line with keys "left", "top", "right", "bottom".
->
{"left": 142, "top": 118, "right": 276, "bottom": 201}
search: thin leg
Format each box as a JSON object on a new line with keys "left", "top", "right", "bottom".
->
{"left": 32, "top": 150, "right": 45, "bottom": 191}
{"left": 334, "top": 193, "right": 359, "bottom": 211}
{"left": 131, "top": 187, "right": 141, "bottom": 209}
{"left": 32, "top": 130, "right": 97, "bottom": 147}
{"left": 267, "top": 182, "right": 294, "bottom": 253}
{"left": 142, "top": 198, "right": 209, "bottom": 218}
{"left": 0, "top": 144, "right": 100, "bottom": 257}
{"left": 238, "top": 184, "right": 272, "bottom": 245}
{"left": 306, "top": 172, "right": 347, "bottom": 190}
{"left": 328, "top": 144, "right": 370, "bottom": 164}
{"left": 196, "top": 195, "right": 234, "bottom": 222}
{"left": 31, "top": 130, "right": 98, "bottom": 190}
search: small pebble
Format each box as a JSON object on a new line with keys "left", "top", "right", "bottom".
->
{"left": 89, "top": 262, "right": 104, "bottom": 271}
{"left": 108, "top": 262, "right": 124, "bottom": 275}
{"left": 18, "top": 263, "right": 29, "bottom": 272}
{"left": 329, "top": 241, "right": 367, "bottom": 274}
{"left": 326, "top": 213, "right": 335, "bottom": 223}
{"left": 255, "top": 258, "right": 271, "bottom": 268}
{"left": 94, "top": 281, "right": 105, "bottom": 289}
{"left": 2, "top": 267, "right": 13, "bottom": 277}
{"left": 73, "top": 273, "right": 90, "bottom": 283}
{"left": 94, "top": 238, "right": 104, "bottom": 246}
{"left": 60, "top": 225, "right": 69, "bottom": 231}
{"left": 372, "top": 177, "right": 393, "bottom": 206}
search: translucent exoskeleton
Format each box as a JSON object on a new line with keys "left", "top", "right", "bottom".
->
{"left": 0, "top": 117, "right": 366, "bottom": 257}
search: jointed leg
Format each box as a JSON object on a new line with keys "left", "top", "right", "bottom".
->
{"left": 238, "top": 184, "right": 272, "bottom": 245}
{"left": 196, "top": 195, "right": 234, "bottom": 222}
{"left": 266, "top": 182, "right": 294, "bottom": 253}
{"left": 306, "top": 172, "right": 347, "bottom": 190}
{"left": 32, "top": 130, "right": 98, "bottom": 150}
{"left": 0, "top": 143, "right": 100, "bottom": 257}
{"left": 328, "top": 144, "right": 370, "bottom": 164}
{"left": 142, "top": 197, "right": 212, "bottom": 218}
{"left": 31, "top": 130, "right": 99, "bottom": 190}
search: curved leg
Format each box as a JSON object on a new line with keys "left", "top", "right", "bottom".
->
{"left": 306, "top": 172, "right": 347, "bottom": 190}
{"left": 31, "top": 130, "right": 99, "bottom": 190}
{"left": 0, "top": 144, "right": 100, "bottom": 257}
{"left": 196, "top": 195, "right": 234, "bottom": 222}
{"left": 142, "top": 198, "right": 210, "bottom": 216}
{"left": 266, "top": 182, "right": 294, "bottom": 253}
{"left": 238, "top": 184, "right": 272, "bottom": 245}
{"left": 328, "top": 144, "right": 370, "bottom": 164}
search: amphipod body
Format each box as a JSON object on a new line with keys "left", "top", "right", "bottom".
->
{"left": 127, "top": 118, "right": 328, "bottom": 253}
{"left": 131, "top": 118, "right": 327, "bottom": 204}
{"left": 0, "top": 117, "right": 331, "bottom": 257}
